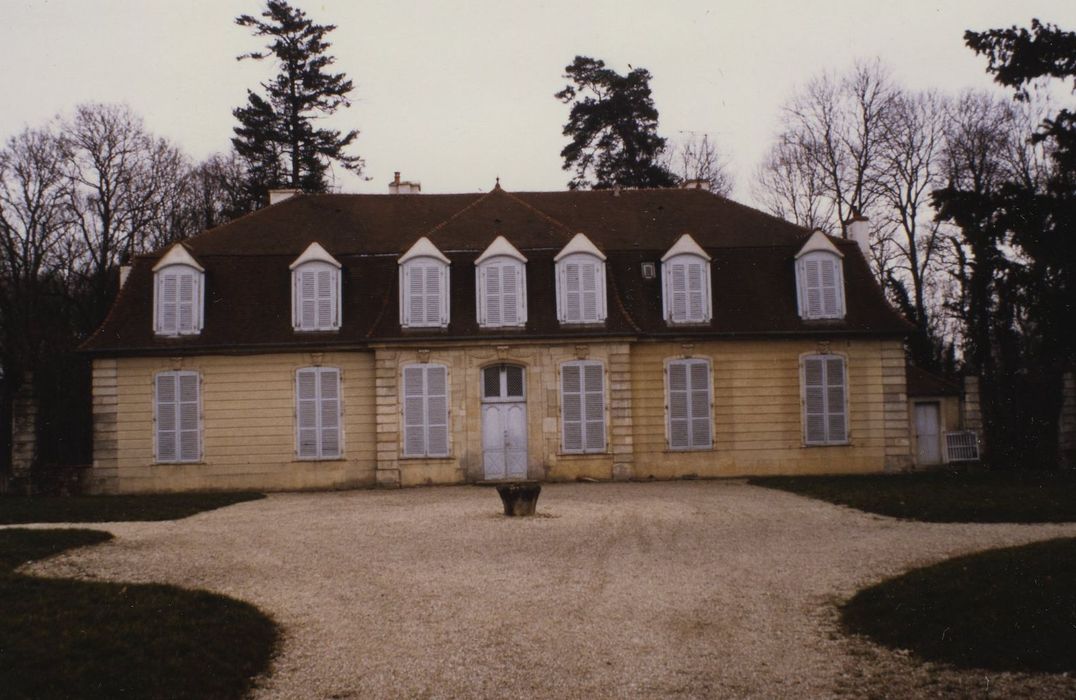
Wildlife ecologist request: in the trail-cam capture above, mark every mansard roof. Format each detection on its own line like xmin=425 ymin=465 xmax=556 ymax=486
xmin=82 ymin=187 xmax=911 ymax=354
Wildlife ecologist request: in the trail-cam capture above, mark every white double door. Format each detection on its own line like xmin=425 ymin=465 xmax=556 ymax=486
xmin=915 ymin=402 xmax=942 ymax=464
xmin=481 ymin=364 xmax=528 ymax=480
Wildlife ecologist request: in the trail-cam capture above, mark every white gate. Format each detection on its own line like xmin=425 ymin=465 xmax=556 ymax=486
xmin=481 ymin=365 xmax=528 ymax=480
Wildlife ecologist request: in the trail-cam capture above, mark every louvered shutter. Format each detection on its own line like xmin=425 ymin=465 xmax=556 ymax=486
xmin=803 ymin=357 xmax=827 ymax=443
xmin=177 ymin=373 xmax=200 ymax=461
xmin=407 ymin=264 xmax=425 ymax=324
xmin=687 ymin=262 xmax=706 ymax=322
xmin=689 ymin=361 xmax=712 ymax=448
xmin=581 ymin=262 xmax=599 ymax=322
xmin=159 ymin=274 xmax=178 ymax=333
xmin=298 ymin=270 xmax=316 ymax=329
xmin=296 ymin=368 xmax=319 ymax=458
xmin=825 ymin=358 xmax=847 ymax=442
xmin=669 ymin=263 xmax=687 ymax=321
xmin=177 ymin=273 xmax=194 ymax=333
xmin=820 ymin=258 xmax=839 ymax=316
xmin=564 ymin=262 xmax=581 ymax=321
xmin=805 ymin=259 xmax=823 ymax=318
xmin=424 ymin=264 xmax=442 ymax=325
xmin=319 ymin=368 xmax=341 ymax=457
xmin=582 ymin=363 xmax=605 ymax=451
xmin=156 ymin=373 xmax=177 ymax=461
xmin=667 ymin=362 xmax=690 ymax=448
xmin=425 ymin=365 xmax=449 ymax=456
xmin=316 ymin=269 xmax=333 ymax=328
xmin=561 ymin=364 xmax=583 ymax=452
xmin=501 ymin=263 xmax=519 ymax=325
xmin=402 ymin=366 xmax=426 ymax=456
xmin=484 ymin=265 xmax=502 ymax=326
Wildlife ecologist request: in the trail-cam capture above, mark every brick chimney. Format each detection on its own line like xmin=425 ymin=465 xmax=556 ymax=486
xmin=389 ymin=171 xmax=421 ymax=195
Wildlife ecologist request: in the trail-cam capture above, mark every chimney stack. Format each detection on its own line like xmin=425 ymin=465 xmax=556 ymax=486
xmin=268 ymin=189 xmax=301 ymax=206
xmin=389 ymin=171 xmax=421 ymax=194
xmin=845 ymin=209 xmax=870 ymax=258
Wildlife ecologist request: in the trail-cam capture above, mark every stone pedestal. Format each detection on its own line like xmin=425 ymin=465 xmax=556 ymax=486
xmin=495 ymin=481 xmax=542 ymax=516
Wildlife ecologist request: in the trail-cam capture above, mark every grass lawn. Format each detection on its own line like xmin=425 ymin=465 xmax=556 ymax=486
xmin=0 ymin=491 xmax=264 ymax=524
xmin=0 ymin=528 xmax=278 ymax=700
xmin=842 ymin=537 xmax=1076 ymax=673
xmin=747 ymin=470 xmax=1076 ymax=522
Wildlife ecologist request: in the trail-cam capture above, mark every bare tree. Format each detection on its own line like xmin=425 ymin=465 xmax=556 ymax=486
xmin=668 ymin=133 xmax=733 ymax=196
xmin=753 ymin=135 xmax=835 ymax=232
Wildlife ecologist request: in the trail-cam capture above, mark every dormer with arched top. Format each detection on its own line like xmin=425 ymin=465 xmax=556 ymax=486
xmin=661 ymin=234 xmax=712 ymax=324
xmin=399 ymin=237 xmax=450 ymax=328
xmin=475 ymin=235 xmax=527 ymax=328
xmin=795 ymin=230 xmax=846 ymax=320
xmin=153 ymin=244 xmax=205 ymax=336
xmin=555 ymin=232 xmax=607 ymax=324
xmin=290 ymin=242 xmax=342 ymax=332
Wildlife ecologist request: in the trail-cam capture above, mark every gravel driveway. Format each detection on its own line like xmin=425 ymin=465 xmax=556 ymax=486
xmin=22 ymin=481 xmax=1076 ymax=698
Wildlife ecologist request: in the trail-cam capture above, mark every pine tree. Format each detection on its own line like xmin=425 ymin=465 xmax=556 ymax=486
xmin=555 ymin=56 xmax=678 ymax=190
xmin=232 ymin=0 xmax=363 ymax=202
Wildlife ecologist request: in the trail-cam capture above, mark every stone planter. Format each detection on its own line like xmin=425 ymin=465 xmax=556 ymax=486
xmin=495 ymin=481 xmax=542 ymax=516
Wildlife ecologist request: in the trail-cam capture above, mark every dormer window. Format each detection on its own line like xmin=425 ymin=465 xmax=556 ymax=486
xmin=475 ymin=236 xmax=527 ymax=328
xmin=795 ymin=231 xmax=845 ymax=320
xmin=153 ymin=244 xmax=204 ymax=336
xmin=661 ymin=234 xmax=712 ymax=324
xmin=291 ymin=242 xmax=341 ymax=332
xmin=399 ymin=237 xmax=450 ymax=328
xmin=555 ymin=233 xmax=607 ymax=324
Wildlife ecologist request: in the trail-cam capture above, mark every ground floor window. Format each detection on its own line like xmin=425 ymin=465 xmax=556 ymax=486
xmin=802 ymin=355 xmax=848 ymax=444
xmin=560 ymin=360 xmax=605 ymax=453
xmin=402 ymin=363 xmax=450 ymax=457
xmin=666 ymin=358 xmax=712 ymax=449
xmin=155 ymin=371 xmax=201 ymax=462
xmin=296 ymin=367 xmax=342 ymax=459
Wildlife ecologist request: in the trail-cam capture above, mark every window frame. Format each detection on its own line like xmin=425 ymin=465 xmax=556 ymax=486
xmin=475 ymin=255 xmax=527 ymax=328
xmin=153 ymin=370 xmax=202 ymax=464
xmin=295 ymin=366 xmax=343 ymax=460
xmin=559 ymin=360 xmax=607 ymax=454
xmin=661 ymin=253 xmax=712 ymax=325
xmin=400 ymin=256 xmax=450 ymax=328
xmin=153 ymin=264 xmax=204 ymax=337
xmin=292 ymin=260 xmax=342 ymax=332
xmin=800 ymin=353 xmax=850 ymax=446
xmin=401 ymin=363 xmax=451 ymax=458
xmin=481 ymin=364 xmax=526 ymax=403
xmin=665 ymin=358 xmax=714 ymax=451
xmin=796 ymin=251 xmax=846 ymax=320
xmin=556 ymin=252 xmax=607 ymax=325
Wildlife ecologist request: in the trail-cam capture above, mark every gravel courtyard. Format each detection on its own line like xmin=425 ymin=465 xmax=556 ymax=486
xmin=23 ymin=481 xmax=1076 ymax=698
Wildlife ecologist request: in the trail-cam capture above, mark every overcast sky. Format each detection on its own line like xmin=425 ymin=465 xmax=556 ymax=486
xmin=3 ymin=1 xmax=1075 ymax=204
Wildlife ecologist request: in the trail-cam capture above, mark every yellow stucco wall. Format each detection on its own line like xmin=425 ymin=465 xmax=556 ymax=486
xmin=90 ymin=337 xmax=909 ymax=492
xmin=91 ymin=352 xmax=377 ymax=493
xmin=630 ymin=338 xmax=905 ymax=478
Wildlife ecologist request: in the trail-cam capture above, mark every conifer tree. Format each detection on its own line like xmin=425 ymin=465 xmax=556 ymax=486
xmin=232 ymin=1 xmax=362 ymax=201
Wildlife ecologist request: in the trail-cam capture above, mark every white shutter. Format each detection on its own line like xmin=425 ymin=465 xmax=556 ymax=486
xmin=669 ymin=263 xmax=687 ymax=322
xmin=561 ymin=364 xmax=583 ymax=452
xmin=319 ymin=368 xmax=341 ymax=457
xmin=667 ymin=362 xmax=690 ymax=449
xmin=407 ymin=264 xmax=424 ymax=324
xmin=564 ymin=262 xmax=581 ymax=321
xmin=156 ymin=371 xmax=200 ymax=463
xmin=668 ymin=359 xmax=711 ymax=449
xmin=425 ymin=365 xmax=449 ymax=457
xmin=688 ymin=361 xmax=712 ymax=448
xmin=485 ymin=265 xmax=502 ymax=326
xmin=424 ymin=264 xmax=441 ymax=325
xmin=825 ymin=358 xmax=847 ymax=442
xmin=316 ymin=269 xmax=333 ymax=328
xmin=402 ymin=364 xmax=449 ymax=457
xmin=805 ymin=259 xmax=823 ymax=318
xmin=177 ymin=273 xmax=194 ymax=333
xmin=803 ymin=357 xmax=827 ymax=444
xmin=820 ymin=258 xmax=839 ymax=316
xmin=799 ymin=254 xmax=843 ymax=320
xmin=581 ymin=262 xmax=598 ymax=322
xmin=159 ymin=273 xmax=178 ymax=334
xmin=687 ymin=262 xmax=705 ymax=322
xmin=501 ymin=263 xmax=519 ymax=325
xmin=155 ymin=373 xmax=177 ymax=461
xmin=582 ymin=363 xmax=605 ymax=451
xmin=299 ymin=270 xmax=316 ymax=329
xmin=296 ymin=368 xmax=319 ymax=458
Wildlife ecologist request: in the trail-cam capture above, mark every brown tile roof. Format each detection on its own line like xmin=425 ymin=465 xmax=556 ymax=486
xmin=82 ymin=189 xmax=912 ymax=355
xmin=906 ymin=365 xmax=962 ymax=397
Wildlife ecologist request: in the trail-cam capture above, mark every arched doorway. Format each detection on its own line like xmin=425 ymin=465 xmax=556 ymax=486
xmin=481 ymin=364 xmax=527 ymax=480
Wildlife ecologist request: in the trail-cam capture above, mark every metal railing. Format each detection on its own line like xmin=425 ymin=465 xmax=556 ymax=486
xmin=945 ymin=431 xmax=980 ymax=462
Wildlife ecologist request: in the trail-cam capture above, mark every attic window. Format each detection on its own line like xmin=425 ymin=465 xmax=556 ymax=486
xmin=475 ymin=236 xmax=527 ymax=328
xmin=661 ymin=234 xmax=712 ymax=325
xmin=795 ymin=231 xmax=846 ymax=320
xmin=399 ymin=237 xmax=450 ymax=328
xmin=555 ymin=233 xmax=607 ymax=325
xmin=153 ymin=244 xmax=205 ymax=337
xmin=290 ymin=243 xmax=342 ymax=332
